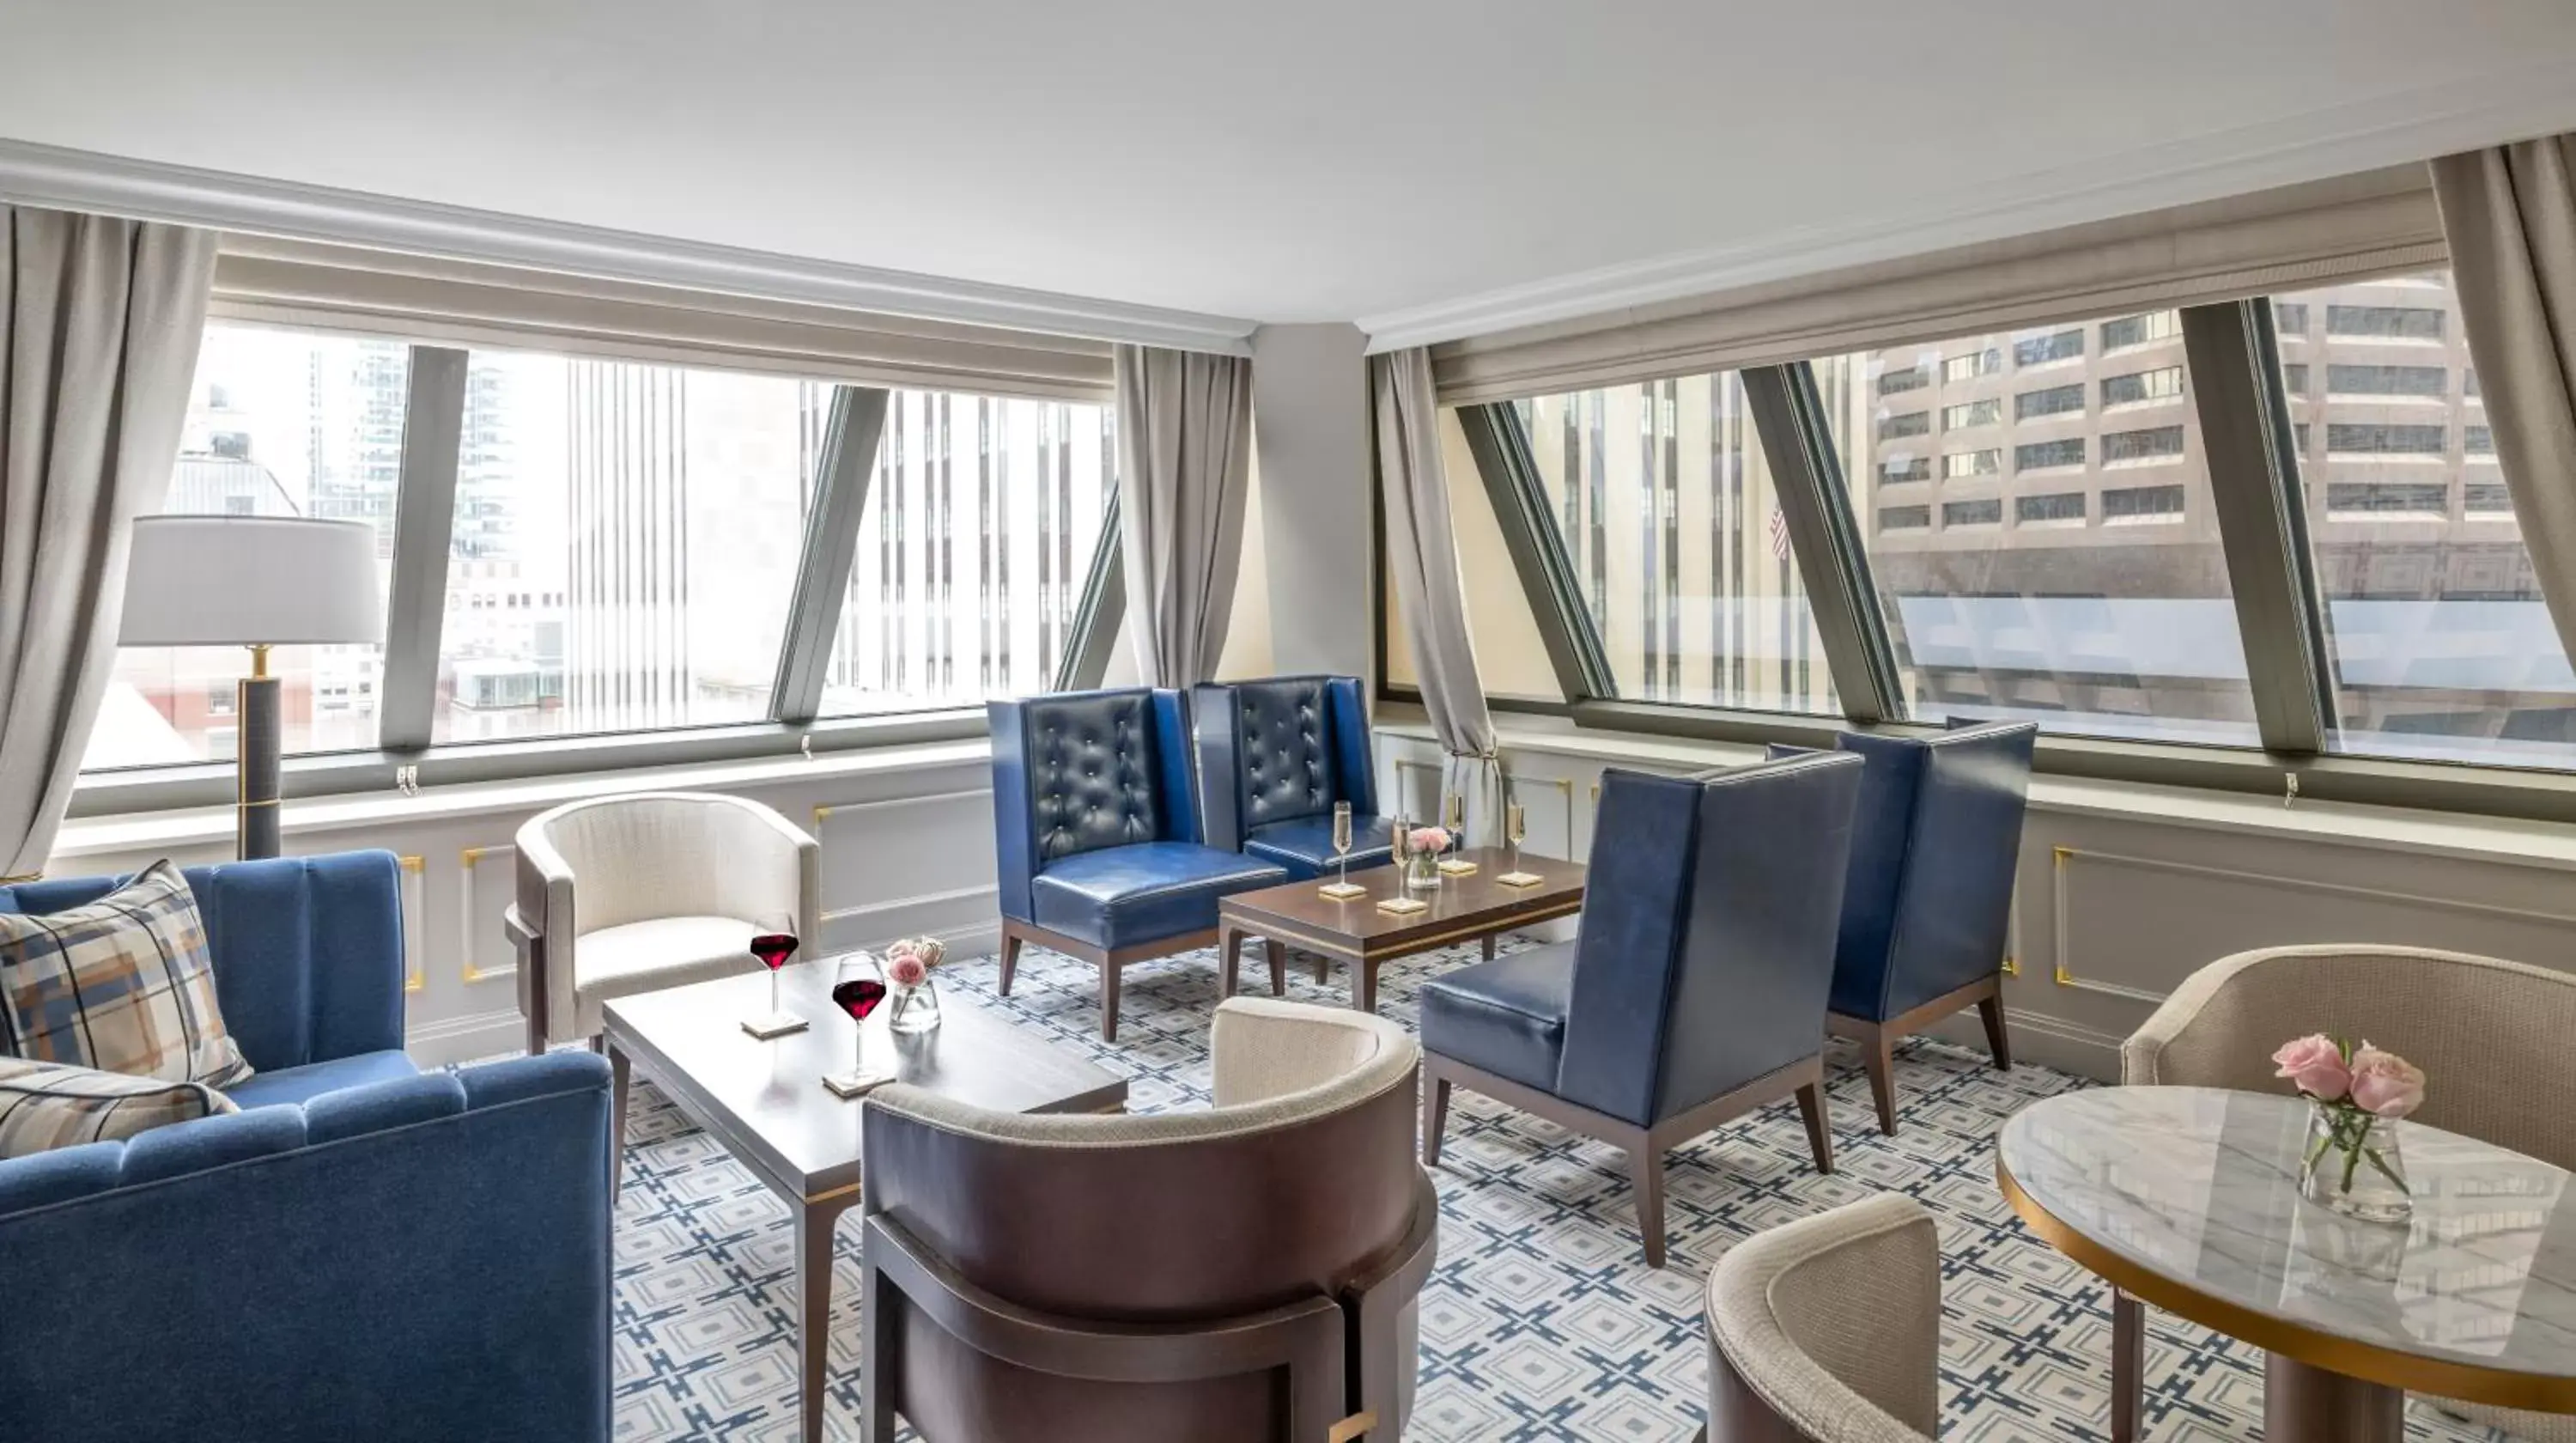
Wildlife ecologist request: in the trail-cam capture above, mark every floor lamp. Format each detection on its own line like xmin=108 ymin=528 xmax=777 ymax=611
xmin=118 ymin=516 xmax=385 ymax=861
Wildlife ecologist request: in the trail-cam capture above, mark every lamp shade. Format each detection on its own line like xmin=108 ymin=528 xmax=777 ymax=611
xmin=119 ymin=516 xmax=385 ymax=646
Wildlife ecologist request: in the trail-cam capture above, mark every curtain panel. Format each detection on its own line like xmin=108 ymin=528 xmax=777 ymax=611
xmin=2434 ymin=137 xmax=2576 ymax=688
xmin=1115 ymin=344 xmax=1254 ymax=690
xmin=1373 ymin=347 xmax=1503 ymax=846
xmin=0 ymin=207 xmax=216 ymax=876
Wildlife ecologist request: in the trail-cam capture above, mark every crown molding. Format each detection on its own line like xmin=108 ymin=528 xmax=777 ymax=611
xmin=0 ymin=137 xmax=1256 ymax=356
xmin=1358 ymin=57 xmax=2576 ymax=355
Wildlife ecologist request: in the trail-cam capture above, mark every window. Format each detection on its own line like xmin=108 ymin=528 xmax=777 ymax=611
xmin=1944 ymin=449 xmax=2001 ymax=479
xmin=2466 ymin=424 xmax=2495 ymax=454
xmin=2102 ymin=367 xmax=2184 ymax=408
xmin=1516 ymin=372 xmax=1838 ymax=712
xmin=85 ymin=326 xmax=400 ymax=770
xmin=2327 ymin=305 xmax=2445 ymax=340
xmin=2325 ymin=364 xmax=2447 ymax=397
xmin=1819 ymin=324 xmax=2256 ymax=747
xmin=2282 ymin=362 xmax=2311 ymax=393
xmin=430 ymin=353 xmax=827 ymax=744
xmin=1875 ymin=362 xmax=1930 ymax=396
xmin=2100 ymin=311 xmax=2181 ymax=350
xmin=2273 ymin=272 xmax=2576 ymax=769
xmin=1942 ymin=348 xmax=2002 ymax=382
xmin=2326 ymin=482 xmax=2450 ymax=517
xmin=1880 ymin=411 xmax=1930 ymax=440
xmin=2014 ymin=329 xmax=2083 ymax=367
xmin=2015 ymin=438 xmax=2086 ymax=472
xmin=2326 ymin=423 xmax=2446 ymax=456
xmin=1880 ymin=504 xmax=1931 ymax=531
xmin=2014 ymin=384 xmax=2085 ymax=421
xmin=1881 ymin=455 xmax=1930 ymax=484
xmin=2275 ymin=301 xmax=2311 ymax=333
xmin=820 ymin=390 xmax=1115 ymax=715
xmin=2104 ymin=484 xmax=2186 ymax=522
xmin=1941 ymin=398 xmax=2002 ymax=431
xmin=2103 ymin=425 xmax=2186 ymax=464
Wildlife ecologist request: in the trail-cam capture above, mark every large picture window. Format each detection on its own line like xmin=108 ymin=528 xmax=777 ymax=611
xmin=1817 ymin=321 xmax=2259 ymax=746
xmin=2271 ymin=271 xmax=2576 ymax=768
xmin=84 ymin=326 xmax=402 ymax=770
xmin=1513 ymin=374 xmax=1838 ymax=714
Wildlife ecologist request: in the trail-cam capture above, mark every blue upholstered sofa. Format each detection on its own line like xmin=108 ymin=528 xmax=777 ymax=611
xmin=1418 ymin=755 xmax=1863 ymax=1268
xmin=990 ymin=688 xmax=1287 ymax=1040
xmin=0 ymin=851 xmax=614 ymax=1443
xmin=1789 ymin=720 xmax=2037 ymax=1134
xmin=1191 ymin=675 xmax=1392 ymax=881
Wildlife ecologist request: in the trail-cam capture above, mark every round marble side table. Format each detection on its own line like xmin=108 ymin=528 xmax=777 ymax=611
xmin=1996 ymin=1086 xmax=2576 ymax=1443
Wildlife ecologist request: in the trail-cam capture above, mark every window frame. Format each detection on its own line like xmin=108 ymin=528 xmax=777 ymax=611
xmin=70 ymin=325 xmax=1119 ymax=815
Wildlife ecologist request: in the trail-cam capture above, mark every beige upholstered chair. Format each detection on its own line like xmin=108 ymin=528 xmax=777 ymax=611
xmin=1701 ymin=1193 xmax=1942 ymax=1442
xmin=2125 ymin=943 xmax=2576 ymax=1443
xmin=856 ymin=997 xmax=1437 ymax=1443
xmin=506 ymin=792 xmax=821 ymax=1056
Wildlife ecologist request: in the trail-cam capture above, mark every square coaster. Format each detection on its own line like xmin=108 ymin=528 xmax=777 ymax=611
xmin=740 ymin=1012 xmax=809 ymax=1040
xmin=1317 ymin=880 xmax=1370 ymax=900
xmin=1436 ymin=857 xmax=1479 ymax=876
xmin=1376 ymin=896 xmax=1430 ymax=916
xmin=1496 ymin=871 xmax=1546 ymax=889
xmin=822 ymin=1069 xmax=892 ymax=1099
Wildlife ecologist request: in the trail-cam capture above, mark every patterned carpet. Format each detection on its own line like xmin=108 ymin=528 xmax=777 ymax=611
xmin=605 ymin=938 xmax=2508 ymax=1441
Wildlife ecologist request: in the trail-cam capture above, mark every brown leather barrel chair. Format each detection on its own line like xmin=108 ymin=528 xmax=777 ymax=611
xmin=857 ymin=997 xmax=1437 ymax=1443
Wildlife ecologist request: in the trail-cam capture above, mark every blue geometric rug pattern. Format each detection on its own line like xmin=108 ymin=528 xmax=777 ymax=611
xmin=605 ymin=938 xmax=2508 ymax=1441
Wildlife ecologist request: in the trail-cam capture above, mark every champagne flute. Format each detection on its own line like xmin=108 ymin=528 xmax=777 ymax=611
xmin=1507 ymin=801 xmax=1528 ymax=875
xmin=1321 ymin=801 xmax=1362 ymax=899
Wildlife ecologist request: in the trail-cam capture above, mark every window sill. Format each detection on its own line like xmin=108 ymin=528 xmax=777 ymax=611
xmin=51 ymin=732 xmax=993 ymax=867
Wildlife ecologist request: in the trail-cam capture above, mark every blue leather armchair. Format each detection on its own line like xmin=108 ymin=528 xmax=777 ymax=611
xmin=991 ymin=688 xmax=1288 ymax=1040
xmin=1191 ymin=675 xmax=1392 ymax=882
xmin=1792 ymin=721 xmax=2036 ymax=1135
xmin=1416 ymin=754 xmax=1864 ymax=1268
xmin=0 ymin=851 xmax=615 ymax=1443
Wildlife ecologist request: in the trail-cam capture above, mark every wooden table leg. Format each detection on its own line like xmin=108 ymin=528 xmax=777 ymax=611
xmin=2263 ymin=1353 xmax=2403 ymax=1443
xmin=2110 ymin=1288 xmax=2144 ymax=1443
xmin=1481 ymin=933 xmax=1497 ymax=960
xmin=794 ymin=1198 xmax=854 ymax=1443
xmin=1264 ymin=938 xmax=1286 ymax=996
xmin=1357 ymin=957 xmax=1380 ymax=1014
xmin=1220 ymin=925 xmax=1243 ymax=998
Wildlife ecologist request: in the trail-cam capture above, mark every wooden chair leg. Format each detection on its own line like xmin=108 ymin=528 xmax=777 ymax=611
xmin=1631 ymin=1147 xmax=1668 ymax=1269
xmin=1421 ymin=1075 xmax=1452 ymax=1166
xmin=1098 ymin=960 xmax=1121 ymax=1043
xmin=997 ymin=929 xmax=1023 ymax=996
xmin=1978 ymin=990 xmax=2014 ymax=1071
xmin=1264 ymin=939 xmax=1287 ymax=996
xmin=2111 ymin=1288 xmax=2145 ymax=1443
xmin=1795 ymin=1081 xmax=1833 ymax=1174
xmin=1864 ymin=1035 xmax=1899 ymax=1136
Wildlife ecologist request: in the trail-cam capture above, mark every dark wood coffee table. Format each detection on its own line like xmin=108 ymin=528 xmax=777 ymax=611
xmin=601 ymin=960 xmax=1125 ymax=1443
xmin=1217 ymin=847 xmax=1586 ymax=1012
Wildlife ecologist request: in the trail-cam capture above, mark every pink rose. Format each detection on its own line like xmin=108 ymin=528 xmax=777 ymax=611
xmin=2272 ymin=1033 xmax=2350 ymax=1101
xmin=1407 ymin=826 xmax=1450 ymax=854
xmin=2347 ymin=1045 xmax=2427 ymax=1118
xmin=886 ymin=954 xmax=928 ymax=988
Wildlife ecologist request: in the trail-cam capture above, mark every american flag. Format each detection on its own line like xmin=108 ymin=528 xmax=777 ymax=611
xmin=1767 ymin=507 xmax=1789 ymax=560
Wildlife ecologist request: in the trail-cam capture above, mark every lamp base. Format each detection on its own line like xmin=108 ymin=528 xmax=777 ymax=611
xmin=236 ymin=667 xmax=282 ymax=861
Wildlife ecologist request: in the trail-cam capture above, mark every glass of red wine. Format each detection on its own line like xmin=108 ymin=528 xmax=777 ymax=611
xmin=823 ymin=953 xmax=891 ymax=1098
xmin=739 ymin=915 xmax=809 ymax=1039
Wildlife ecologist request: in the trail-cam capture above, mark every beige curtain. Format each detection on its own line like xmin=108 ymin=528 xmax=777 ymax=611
xmin=0 ymin=209 xmax=216 ymax=877
xmin=1115 ymin=344 xmax=1254 ymax=689
xmin=1372 ymin=347 xmax=1502 ymax=846
xmin=2433 ymin=138 xmax=2576 ymax=672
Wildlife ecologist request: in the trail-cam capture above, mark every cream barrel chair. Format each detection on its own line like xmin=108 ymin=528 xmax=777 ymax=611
xmin=1701 ymin=1193 xmax=1943 ymax=1442
xmin=2124 ymin=944 xmax=2576 ymax=1443
xmin=506 ymin=792 xmax=821 ymax=1060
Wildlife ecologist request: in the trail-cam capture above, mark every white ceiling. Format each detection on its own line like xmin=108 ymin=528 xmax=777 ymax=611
xmin=6 ymin=0 xmax=2576 ymax=344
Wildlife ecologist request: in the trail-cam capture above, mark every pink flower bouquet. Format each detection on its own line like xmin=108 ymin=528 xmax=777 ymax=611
xmin=880 ymin=936 xmax=945 ymax=1032
xmin=2273 ymin=1032 xmax=2424 ymax=1219
xmin=1406 ymin=826 xmax=1450 ymax=855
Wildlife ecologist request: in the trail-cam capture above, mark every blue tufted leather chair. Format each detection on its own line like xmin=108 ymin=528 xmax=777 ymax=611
xmin=1784 ymin=721 xmax=2036 ymax=1136
xmin=1190 ymin=676 xmax=1391 ymax=883
xmin=989 ymin=688 xmax=1288 ymax=1041
xmin=1416 ymin=754 xmax=1864 ymax=1268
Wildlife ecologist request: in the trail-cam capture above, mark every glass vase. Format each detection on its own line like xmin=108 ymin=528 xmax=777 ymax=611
xmin=1405 ymin=851 xmax=1441 ymax=892
xmin=2299 ymin=1101 xmax=2411 ymax=1224
xmin=889 ymin=977 xmax=942 ymax=1034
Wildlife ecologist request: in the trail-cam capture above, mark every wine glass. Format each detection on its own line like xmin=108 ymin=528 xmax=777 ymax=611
xmin=740 ymin=915 xmax=808 ymax=1038
xmin=823 ymin=954 xmax=891 ymax=1097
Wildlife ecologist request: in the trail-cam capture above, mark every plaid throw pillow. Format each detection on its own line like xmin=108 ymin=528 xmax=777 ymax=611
xmin=0 ymin=859 xmax=252 ymax=1087
xmin=0 ymin=1056 xmax=237 ymax=1159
